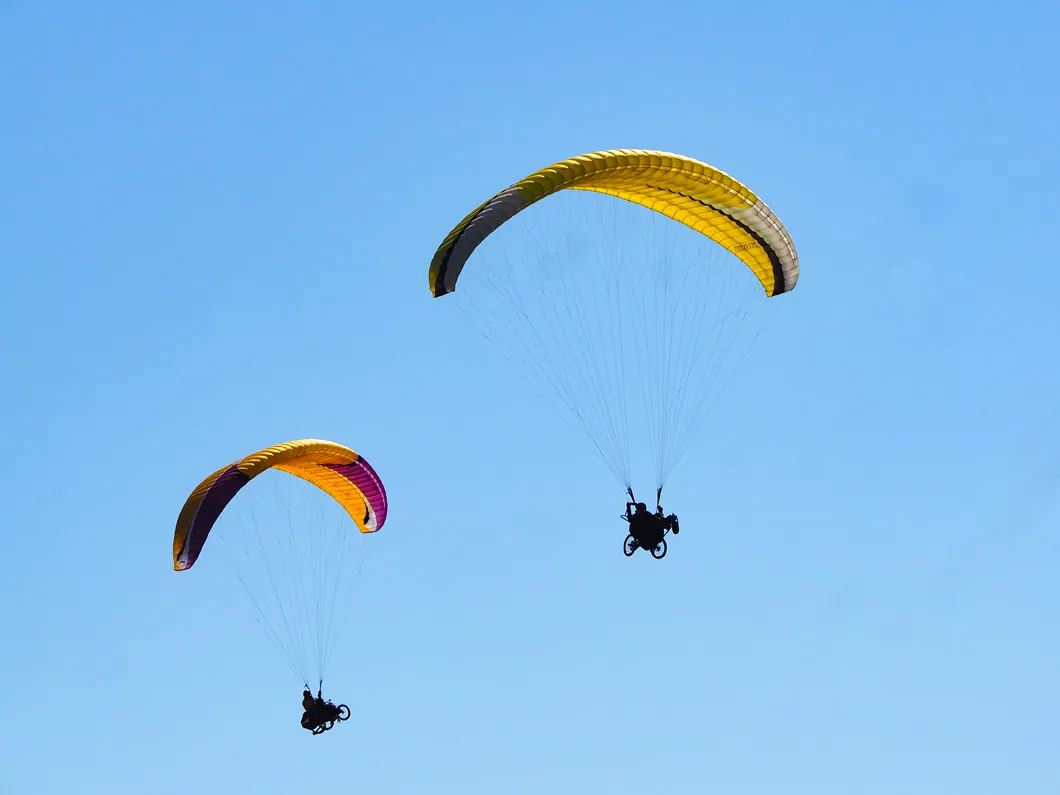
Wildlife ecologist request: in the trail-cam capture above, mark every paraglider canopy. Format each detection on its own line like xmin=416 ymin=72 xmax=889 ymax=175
xmin=173 ymin=438 xmax=387 ymax=572
xmin=429 ymin=148 xmax=799 ymax=299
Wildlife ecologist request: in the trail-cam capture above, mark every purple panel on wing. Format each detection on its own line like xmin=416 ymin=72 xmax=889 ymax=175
xmin=324 ymin=458 xmax=388 ymax=530
xmin=184 ymin=464 xmax=251 ymax=567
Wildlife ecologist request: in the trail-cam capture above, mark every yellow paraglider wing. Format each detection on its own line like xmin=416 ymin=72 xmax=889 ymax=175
xmin=429 ymin=149 xmax=798 ymax=298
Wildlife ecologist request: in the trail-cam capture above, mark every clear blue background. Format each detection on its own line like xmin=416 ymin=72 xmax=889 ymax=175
xmin=2 ymin=1 xmax=1058 ymax=793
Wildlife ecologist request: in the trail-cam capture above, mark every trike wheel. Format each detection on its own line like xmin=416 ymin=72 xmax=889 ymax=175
xmin=650 ymin=539 xmax=667 ymax=559
xmin=336 ymin=704 xmax=351 ymax=721
xmin=623 ymin=534 xmax=637 ymax=556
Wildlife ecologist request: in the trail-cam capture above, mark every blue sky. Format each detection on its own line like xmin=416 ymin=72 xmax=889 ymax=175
xmin=2 ymin=0 xmax=1058 ymax=793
